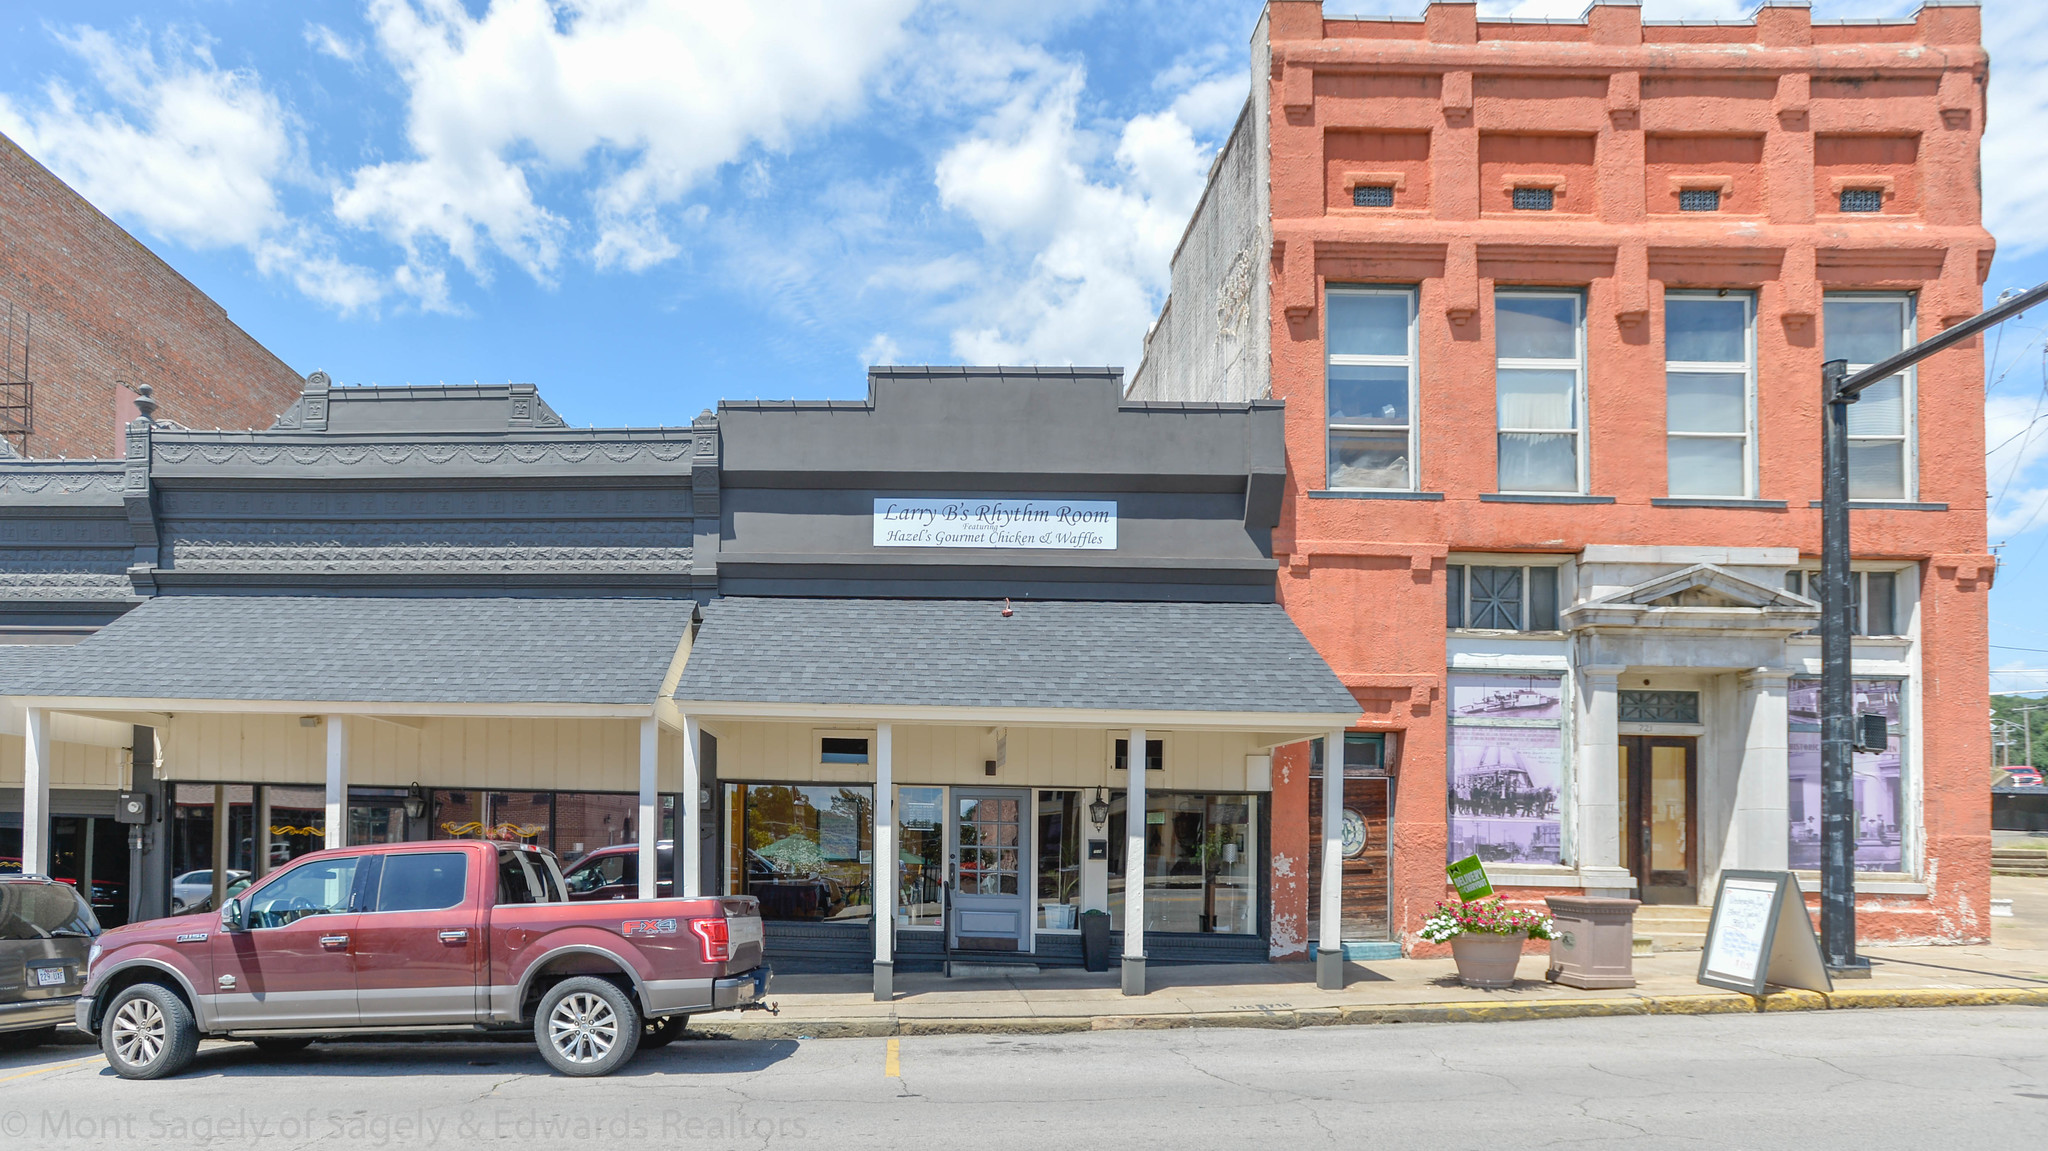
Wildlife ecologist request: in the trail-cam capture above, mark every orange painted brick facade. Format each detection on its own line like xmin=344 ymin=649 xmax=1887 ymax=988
xmin=0 ymin=132 xmax=303 ymax=459
xmin=1135 ymin=1 xmax=1994 ymax=954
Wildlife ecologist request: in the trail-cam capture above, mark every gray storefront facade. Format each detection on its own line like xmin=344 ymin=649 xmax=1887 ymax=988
xmin=0 ymin=368 xmax=1358 ymax=995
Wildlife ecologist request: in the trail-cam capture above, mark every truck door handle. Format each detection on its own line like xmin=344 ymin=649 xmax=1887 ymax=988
xmin=438 ymin=930 xmax=469 ymax=943
xmin=319 ymin=935 xmax=350 ymax=949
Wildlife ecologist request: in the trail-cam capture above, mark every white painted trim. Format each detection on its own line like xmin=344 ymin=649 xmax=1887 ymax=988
xmin=874 ymin=723 xmax=895 ymax=967
xmin=19 ymin=697 xmax=657 ymax=720
xmin=670 ymin=700 xmax=1359 ymax=731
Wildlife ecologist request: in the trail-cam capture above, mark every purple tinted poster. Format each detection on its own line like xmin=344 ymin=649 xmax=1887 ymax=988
xmin=1788 ymin=679 xmax=1903 ymax=872
xmin=1449 ymin=674 xmax=1564 ymax=722
xmin=1448 ymin=676 xmax=1565 ymax=865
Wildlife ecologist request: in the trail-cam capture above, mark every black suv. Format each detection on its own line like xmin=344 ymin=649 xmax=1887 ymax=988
xmin=0 ymin=875 xmax=100 ymax=1049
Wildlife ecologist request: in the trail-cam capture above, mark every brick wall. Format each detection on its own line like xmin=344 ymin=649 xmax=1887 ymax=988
xmin=0 ymin=132 xmax=303 ymax=459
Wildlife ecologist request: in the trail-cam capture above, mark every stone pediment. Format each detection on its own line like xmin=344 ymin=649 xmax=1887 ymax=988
xmin=1563 ymin=563 xmax=1818 ymax=633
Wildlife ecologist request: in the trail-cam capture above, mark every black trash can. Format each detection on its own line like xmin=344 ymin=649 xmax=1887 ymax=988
xmin=1081 ymin=910 xmax=1111 ymax=972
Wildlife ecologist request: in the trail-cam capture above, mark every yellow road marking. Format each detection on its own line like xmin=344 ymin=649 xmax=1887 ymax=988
xmin=884 ymin=1036 xmax=900 ymax=1078
xmin=0 ymin=1055 xmax=104 ymax=1084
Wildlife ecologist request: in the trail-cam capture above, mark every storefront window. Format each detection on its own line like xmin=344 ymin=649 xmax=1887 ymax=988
xmin=430 ymin=789 xmax=660 ymax=868
xmin=898 ymin=786 xmax=944 ymax=928
xmin=723 ymin=784 xmax=873 ymax=922
xmin=1789 ymin=679 xmax=1904 ymax=872
xmin=1036 ymin=790 xmax=1083 ymax=930
xmin=1447 ymin=673 xmax=1566 ymax=865
xmin=1106 ymin=791 xmax=1258 ymax=935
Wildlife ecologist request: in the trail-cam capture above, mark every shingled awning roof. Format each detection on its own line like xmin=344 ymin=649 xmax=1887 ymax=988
xmin=672 ymin=597 xmax=1358 ymax=724
xmin=6 ymin=595 xmax=694 ymax=707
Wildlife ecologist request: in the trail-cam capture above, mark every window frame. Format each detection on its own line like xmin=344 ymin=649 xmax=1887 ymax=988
xmin=1785 ymin=567 xmax=1905 ymax=638
xmin=1663 ymin=290 xmax=1759 ymax=499
xmin=1324 ymin=284 xmax=1421 ymax=492
xmin=1824 ymin=292 xmax=1917 ymax=502
xmin=1493 ymin=288 xmax=1588 ymax=495
xmin=1446 ymin=561 xmax=1564 ymax=633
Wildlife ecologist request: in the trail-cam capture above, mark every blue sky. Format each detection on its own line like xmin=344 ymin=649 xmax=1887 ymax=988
xmin=3 ymin=0 xmax=2048 ymax=688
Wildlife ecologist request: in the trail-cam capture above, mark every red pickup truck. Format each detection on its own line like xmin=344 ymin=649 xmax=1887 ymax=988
xmin=76 ymin=840 xmax=769 ymax=1079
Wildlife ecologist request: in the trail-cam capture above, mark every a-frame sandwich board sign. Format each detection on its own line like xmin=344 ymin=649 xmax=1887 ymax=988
xmin=1697 ymin=870 xmax=1834 ymax=997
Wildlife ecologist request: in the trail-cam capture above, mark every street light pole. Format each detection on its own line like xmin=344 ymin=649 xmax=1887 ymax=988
xmin=1819 ymin=278 xmax=2048 ymax=977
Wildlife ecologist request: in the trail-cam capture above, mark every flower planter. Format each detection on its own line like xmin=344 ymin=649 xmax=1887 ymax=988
xmin=1449 ymin=932 xmax=1526 ymax=989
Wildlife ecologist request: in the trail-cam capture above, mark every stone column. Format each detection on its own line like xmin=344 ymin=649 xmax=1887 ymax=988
xmin=1576 ymin=666 xmax=1633 ymax=896
xmin=1731 ymin=669 xmax=1792 ymax=873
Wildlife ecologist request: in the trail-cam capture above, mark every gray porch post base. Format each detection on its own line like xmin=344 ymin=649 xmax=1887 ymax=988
xmin=1316 ymin=947 xmax=1345 ymax=990
xmin=872 ymin=961 xmax=893 ymax=1002
xmin=1120 ymin=955 xmax=1146 ymax=996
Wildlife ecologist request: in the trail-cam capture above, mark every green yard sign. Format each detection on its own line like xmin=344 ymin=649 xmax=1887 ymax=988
xmin=1447 ymin=855 xmax=1494 ymax=901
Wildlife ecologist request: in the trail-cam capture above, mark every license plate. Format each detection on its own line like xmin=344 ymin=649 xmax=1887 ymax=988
xmin=35 ymin=967 xmax=65 ymax=987
xmin=727 ymin=918 xmax=763 ymax=947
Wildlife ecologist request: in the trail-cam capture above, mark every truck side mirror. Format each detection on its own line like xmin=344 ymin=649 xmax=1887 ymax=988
xmin=1854 ymin=713 xmax=1888 ymax=755
xmin=220 ymin=897 xmax=245 ymax=933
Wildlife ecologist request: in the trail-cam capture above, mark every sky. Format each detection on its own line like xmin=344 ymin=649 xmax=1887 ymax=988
xmin=3 ymin=0 xmax=2048 ymax=689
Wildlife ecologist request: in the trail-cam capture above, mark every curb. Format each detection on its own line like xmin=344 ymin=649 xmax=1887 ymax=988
xmin=689 ymin=986 xmax=2048 ymax=1041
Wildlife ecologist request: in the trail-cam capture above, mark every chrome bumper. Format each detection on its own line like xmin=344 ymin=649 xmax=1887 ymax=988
xmin=711 ymin=966 xmax=771 ymax=1010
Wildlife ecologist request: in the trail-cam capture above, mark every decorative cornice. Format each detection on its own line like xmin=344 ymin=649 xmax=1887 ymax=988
xmin=152 ymin=438 xmax=698 ymax=468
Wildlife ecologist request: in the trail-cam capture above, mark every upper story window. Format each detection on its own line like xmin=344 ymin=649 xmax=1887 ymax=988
xmin=1495 ymin=291 xmax=1585 ymax=494
xmin=1824 ymin=294 xmax=1915 ymax=501
xmin=1326 ymin=286 xmax=1418 ymax=490
xmin=1447 ymin=563 xmax=1561 ymax=632
xmin=1664 ymin=292 xmax=1755 ymax=498
xmin=1785 ymin=569 xmax=1900 ymax=637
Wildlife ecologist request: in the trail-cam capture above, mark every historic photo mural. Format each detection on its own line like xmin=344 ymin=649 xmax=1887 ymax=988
xmin=1447 ymin=674 xmax=1566 ymax=865
xmin=1788 ymin=678 xmax=1903 ymax=872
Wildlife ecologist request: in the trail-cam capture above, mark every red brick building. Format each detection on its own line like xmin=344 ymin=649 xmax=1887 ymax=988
xmin=1134 ymin=0 xmax=1994 ymax=955
xmin=0 ymin=132 xmax=303 ymax=458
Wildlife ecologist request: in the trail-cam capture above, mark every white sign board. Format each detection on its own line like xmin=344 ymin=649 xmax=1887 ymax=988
xmin=1697 ymin=870 xmax=1833 ymax=997
xmin=872 ymin=499 xmax=1117 ymax=550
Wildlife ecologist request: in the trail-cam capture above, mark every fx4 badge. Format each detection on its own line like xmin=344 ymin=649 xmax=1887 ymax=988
xmin=622 ymin=918 xmax=678 ymax=937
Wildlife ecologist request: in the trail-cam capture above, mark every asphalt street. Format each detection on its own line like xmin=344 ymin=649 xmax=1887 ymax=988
xmin=0 ymin=1007 xmax=2041 ymax=1149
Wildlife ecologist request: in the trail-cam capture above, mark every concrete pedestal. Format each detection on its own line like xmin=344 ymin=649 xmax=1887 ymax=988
xmin=1120 ymin=955 xmax=1147 ymax=996
xmin=872 ymin=960 xmax=892 ymax=1002
xmin=1315 ymin=946 xmax=1345 ymax=990
xmin=1544 ymin=896 xmax=1640 ymax=989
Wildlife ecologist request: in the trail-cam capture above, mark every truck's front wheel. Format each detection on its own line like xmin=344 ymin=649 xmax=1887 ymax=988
xmin=535 ymin=977 xmax=641 ymax=1077
xmin=101 ymin=983 xmax=201 ymax=1080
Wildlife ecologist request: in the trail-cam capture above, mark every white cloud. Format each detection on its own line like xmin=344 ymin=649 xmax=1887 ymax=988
xmin=304 ymin=22 xmax=363 ymax=63
xmin=861 ymin=333 xmax=902 ymax=366
xmin=334 ymin=0 xmax=919 ymax=297
xmin=0 ymin=25 xmax=384 ymax=312
xmin=933 ymin=55 xmax=1220 ymax=370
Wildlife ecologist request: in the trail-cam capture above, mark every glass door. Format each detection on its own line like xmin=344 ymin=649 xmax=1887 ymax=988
xmin=1618 ymin=736 xmax=1697 ymax=904
xmin=950 ymin=789 xmax=1028 ymax=951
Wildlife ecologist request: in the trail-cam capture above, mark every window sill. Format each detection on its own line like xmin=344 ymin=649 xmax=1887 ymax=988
xmin=1480 ymin=493 xmax=1614 ymax=504
xmin=1805 ymin=501 xmax=1949 ymax=512
xmin=1309 ymin=489 xmax=1444 ymax=501
xmin=1791 ymin=870 xmax=1925 ymax=896
xmin=1651 ymin=497 xmax=1789 ymax=509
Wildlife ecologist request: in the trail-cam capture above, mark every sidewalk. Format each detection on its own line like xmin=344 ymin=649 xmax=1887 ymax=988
xmin=694 ymin=876 xmax=2048 ymax=1040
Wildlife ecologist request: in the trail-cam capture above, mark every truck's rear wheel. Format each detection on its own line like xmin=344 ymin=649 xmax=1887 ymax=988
xmin=642 ymin=1014 xmax=687 ymax=1049
xmin=102 ymin=983 xmax=200 ymax=1080
xmin=535 ymin=977 xmax=641 ymax=1077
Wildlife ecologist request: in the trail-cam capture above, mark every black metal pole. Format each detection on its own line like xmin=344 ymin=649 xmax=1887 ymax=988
xmin=1818 ymin=359 xmax=1866 ymax=975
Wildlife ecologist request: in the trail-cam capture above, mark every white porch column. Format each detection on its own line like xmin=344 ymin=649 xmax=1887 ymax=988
xmin=22 ymin=707 xmax=49 ymax=876
xmin=872 ymin=722 xmax=894 ymax=1001
xmin=324 ymin=716 xmax=347 ymax=850
xmin=680 ymin=716 xmax=703 ymax=898
xmin=1122 ymin=727 xmax=1147 ymax=995
xmin=637 ymin=717 xmax=659 ymax=900
xmin=1575 ymin=666 xmax=1632 ymax=896
xmin=1316 ymin=730 xmax=1346 ymax=990
xmin=1730 ymin=669 xmax=1792 ymax=874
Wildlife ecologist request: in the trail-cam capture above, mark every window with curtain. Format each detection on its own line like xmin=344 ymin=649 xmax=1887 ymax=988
xmin=1664 ymin=293 xmax=1755 ymax=498
xmin=1325 ymin=286 xmax=1418 ymax=490
xmin=1824 ymin=294 xmax=1914 ymax=500
xmin=1494 ymin=291 xmax=1584 ymax=493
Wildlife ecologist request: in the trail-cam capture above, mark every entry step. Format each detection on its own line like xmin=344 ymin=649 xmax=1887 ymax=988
xmin=946 ymin=962 xmax=1042 ymax=979
xmin=1633 ymin=905 xmax=1712 ymax=953
xmin=1341 ymin=941 xmax=1404 ymax=962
